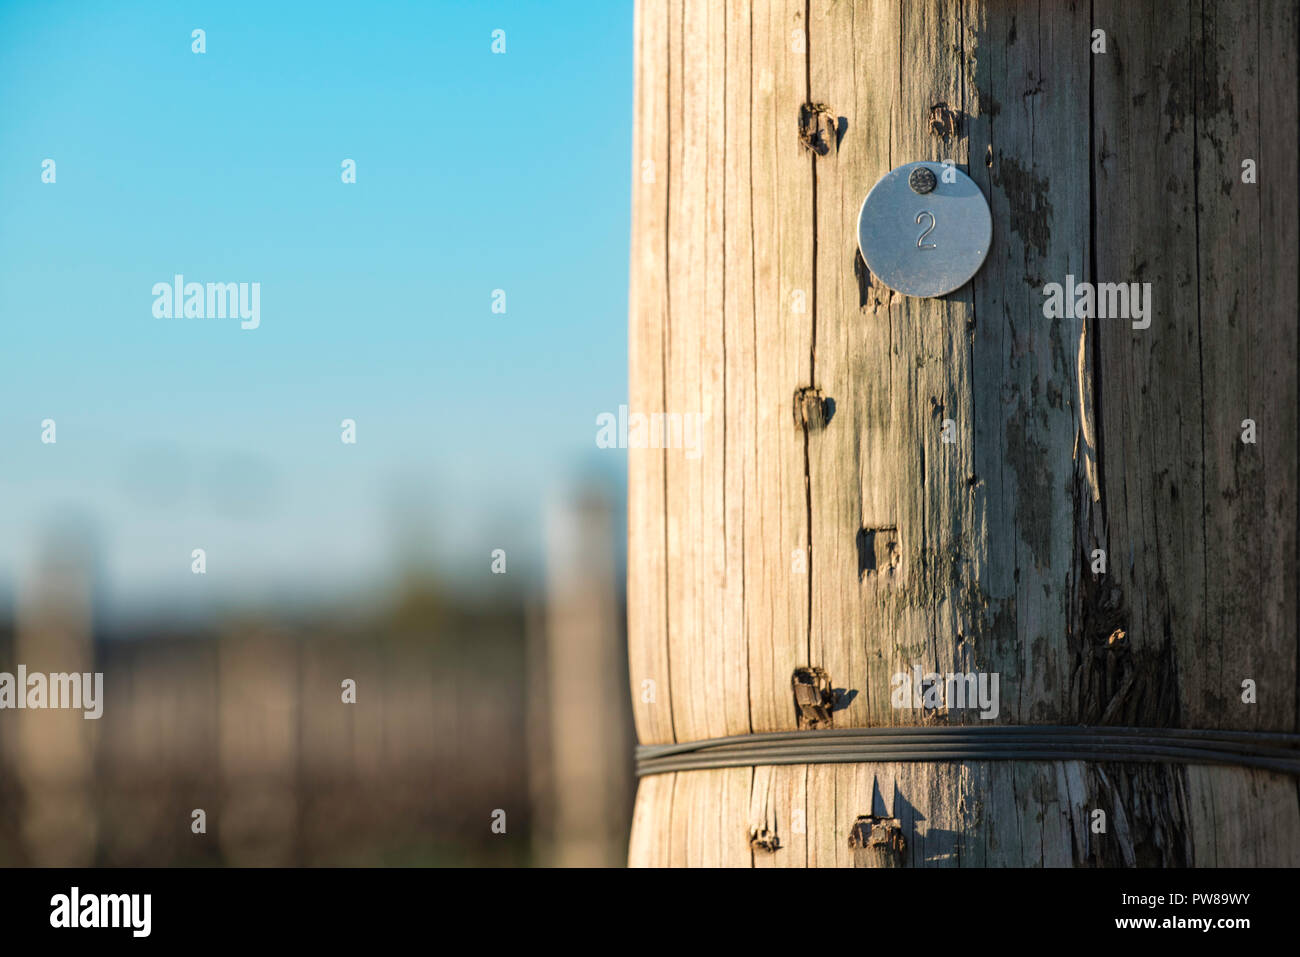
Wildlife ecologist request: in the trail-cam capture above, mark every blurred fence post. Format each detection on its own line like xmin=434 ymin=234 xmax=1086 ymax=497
xmin=12 ymin=551 xmax=96 ymax=865
xmin=532 ymin=489 xmax=633 ymax=866
xmin=217 ymin=627 xmax=299 ymax=865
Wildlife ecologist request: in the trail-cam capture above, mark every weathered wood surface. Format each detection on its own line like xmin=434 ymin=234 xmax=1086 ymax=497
xmin=627 ymin=0 xmax=1298 ymax=866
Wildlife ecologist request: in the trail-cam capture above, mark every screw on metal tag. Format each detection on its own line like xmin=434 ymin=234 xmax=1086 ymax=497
xmin=856 ymin=161 xmax=992 ymax=299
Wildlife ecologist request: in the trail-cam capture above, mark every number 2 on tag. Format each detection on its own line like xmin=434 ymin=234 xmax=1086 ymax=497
xmin=915 ymin=211 xmax=937 ymax=250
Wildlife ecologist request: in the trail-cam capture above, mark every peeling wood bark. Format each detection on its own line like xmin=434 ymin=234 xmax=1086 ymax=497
xmin=627 ymin=0 xmax=1299 ymax=867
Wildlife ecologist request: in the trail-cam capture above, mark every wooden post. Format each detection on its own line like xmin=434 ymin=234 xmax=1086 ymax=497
xmin=12 ymin=549 xmax=96 ymax=865
xmin=217 ymin=628 xmax=300 ymax=865
xmin=627 ymin=0 xmax=1298 ymax=866
xmin=533 ymin=490 xmax=634 ymax=866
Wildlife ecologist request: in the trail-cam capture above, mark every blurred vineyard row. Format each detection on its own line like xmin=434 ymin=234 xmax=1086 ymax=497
xmin=0 ymin=492 xmax=632 ymax=867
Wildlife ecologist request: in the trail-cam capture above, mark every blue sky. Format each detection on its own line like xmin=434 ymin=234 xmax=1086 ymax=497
xmin=0 ymin=1 xmax=632 ymax=622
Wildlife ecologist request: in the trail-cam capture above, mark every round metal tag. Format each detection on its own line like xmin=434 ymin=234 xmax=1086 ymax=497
xmin=856 ymin=161 xmax=992 ymax=298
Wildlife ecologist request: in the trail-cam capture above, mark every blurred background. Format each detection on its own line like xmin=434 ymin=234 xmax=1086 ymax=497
xmin=0 ymin=0 xmax=635 ymax=865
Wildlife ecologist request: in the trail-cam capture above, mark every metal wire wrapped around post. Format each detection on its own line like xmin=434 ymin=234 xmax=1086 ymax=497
xmin=636 ymin=726 xmax=1300 ymax=777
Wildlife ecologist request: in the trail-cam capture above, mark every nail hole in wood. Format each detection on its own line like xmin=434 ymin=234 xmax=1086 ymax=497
xmin=749 ymin=826 xmax=781 ymax=853
xmin=794 ymin=387 xmax=834 ymax=430
xmin=792 ymin=666 xmax=835 ymax=729
xmin=857 ymin=526 xmax=900 ymax=579
xmin=849 ymin=815 xmax=905 ymax=868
